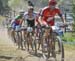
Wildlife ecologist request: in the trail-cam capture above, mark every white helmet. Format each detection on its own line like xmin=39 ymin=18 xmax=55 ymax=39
xmin=28 ymin=6 xmax=34 ymax=10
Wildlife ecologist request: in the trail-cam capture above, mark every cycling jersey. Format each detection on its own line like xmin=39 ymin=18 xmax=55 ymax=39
xmin=15 ymin=19 xmax=21 ymax=25
xmin=11 ymin=20 xmax=21 ymax=31
xmin=23 ymin=12 xmax=38 ymax=27
xmin=11 ymin=15 xmax=22 ymax=30
xmin=40 ymin=6 xmax=62 ymax=26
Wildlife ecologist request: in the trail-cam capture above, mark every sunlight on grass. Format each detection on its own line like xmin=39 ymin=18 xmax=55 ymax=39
xmin=64 ymin=44 xmax=75 ymax=50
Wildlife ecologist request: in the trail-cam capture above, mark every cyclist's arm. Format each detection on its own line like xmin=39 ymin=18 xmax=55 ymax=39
xmin=57 ymin=8 xmax=66 ymax=24
xmin=21 ymin=16 xmax=25 ymax=26
xmin=38 ymin=16 xmax=43 ymax=25
xmin=11 ymin=19 xmax=15 ymax=25
xmin=22 ymin=12 xmax=27 ymax=26
xmin=59 ymin=14 xmax=66 ymax=24
xmin=20 ymin=18 xmax=24 ymax=25
xmin=38 ymin=8 xmax=44 ymax=25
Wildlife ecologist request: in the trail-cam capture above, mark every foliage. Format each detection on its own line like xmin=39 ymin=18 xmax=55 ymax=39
xmin=8 ymin=0 xmax=21 ymax=9
xmin=0 ymin=0 xmax=10 ymax=15
xmin=72 ymin=0 xmax=75 ymax=31
xmin=8 ymin=0 xmax=28 ymax=12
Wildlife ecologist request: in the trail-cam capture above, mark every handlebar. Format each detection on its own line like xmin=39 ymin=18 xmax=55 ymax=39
xmin=59 ymin=24 xmax=68 ymax=28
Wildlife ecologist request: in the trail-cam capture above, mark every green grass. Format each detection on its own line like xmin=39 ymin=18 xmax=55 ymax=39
xmin=62 ymin=32 xmax=75 ymax=42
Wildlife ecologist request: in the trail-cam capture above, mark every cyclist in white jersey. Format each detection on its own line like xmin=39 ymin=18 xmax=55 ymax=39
xmin=23 ymin=6 xmax=38 ymax=28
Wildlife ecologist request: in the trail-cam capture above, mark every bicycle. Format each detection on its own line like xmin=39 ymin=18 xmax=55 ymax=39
xmin=40 ymin=25 xmax=64 ymax=61
xmin=34 ymin=25 xmax=43 ymax=50
xmin=26 ymin=26 xmax=34 ymax=51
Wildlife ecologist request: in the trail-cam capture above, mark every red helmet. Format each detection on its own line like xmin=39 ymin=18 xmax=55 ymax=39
xmin=49 ymin=0 xmax=57 ymax=6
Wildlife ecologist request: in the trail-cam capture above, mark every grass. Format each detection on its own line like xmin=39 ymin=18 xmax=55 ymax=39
xmin=62 ymin=32 xmax=75 ymax=42
xmin=64 ymin=44 xmax=75 ymax=50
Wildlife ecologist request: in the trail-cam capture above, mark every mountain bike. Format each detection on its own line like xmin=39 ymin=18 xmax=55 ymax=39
xmin=41 ymin=25 xmax=64 ymax=61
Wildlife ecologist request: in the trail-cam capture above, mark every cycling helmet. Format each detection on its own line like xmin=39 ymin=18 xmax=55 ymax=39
xmin=28 ymin=1 xmax=34 ymax=7
xmin=28 ymin=6 xmax=34 ymax=10
xmin=15 ymin=15 xmax=22 ymax=20
xmin=49 ymin=0 xmax=57 ymax=6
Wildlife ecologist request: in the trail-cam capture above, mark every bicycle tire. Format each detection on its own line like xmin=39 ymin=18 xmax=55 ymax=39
xmin=55 ymin=36 xmax=64 ymax=61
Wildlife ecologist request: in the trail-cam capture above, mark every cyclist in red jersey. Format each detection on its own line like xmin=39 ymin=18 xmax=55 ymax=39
xmin=39 ymin=0 xmax=66 ymax=26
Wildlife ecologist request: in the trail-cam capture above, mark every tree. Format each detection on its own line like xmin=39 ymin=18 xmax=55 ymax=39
xmin=72 ymin=1 xmax=75 ymax=31
xmin=0 ymin=0 xmax=10 ymax=15
xmin=0 ymin=0 xmax=4 ymax=14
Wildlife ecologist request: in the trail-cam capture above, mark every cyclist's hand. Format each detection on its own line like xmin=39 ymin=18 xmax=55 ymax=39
xmin=63 ymin=23 xmax=68 ymax=28
xmin=41 ymin=24 xmax=46 ymax=28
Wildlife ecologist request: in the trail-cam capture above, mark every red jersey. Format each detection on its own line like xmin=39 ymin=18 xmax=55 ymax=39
xmin=15 ymin=19 xmax=21 ymax=25
xmin=41 ymin=6 xmax=62 ymax=26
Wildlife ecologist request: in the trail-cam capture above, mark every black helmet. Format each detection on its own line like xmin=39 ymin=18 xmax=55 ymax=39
xmin=28 ymin=1 xmax=34 ymax=7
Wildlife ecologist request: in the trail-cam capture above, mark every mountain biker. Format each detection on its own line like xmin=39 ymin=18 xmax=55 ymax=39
xmin=39 ymin=0 xmax=66 ymax=27
xmin=38 ymin=0 xmax=66 ymax=52
xmin=11 ymin=9 xmax=25 ymax=30
xmin=23 ymin=6 xmax=38 ymax=31
xmin=12 ymin=15 xmax=23 ymax=30
xmin=11 ymin=15 xmax=23 ymax=43
xmin=23 ymin=6 xmax=39 ymax=51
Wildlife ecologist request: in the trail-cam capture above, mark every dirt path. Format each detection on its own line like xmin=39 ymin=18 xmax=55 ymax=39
xmin=0 ymin=27 xmax=46 ymax=61
xmin=0 ymin=27 xmax=75 ymax=61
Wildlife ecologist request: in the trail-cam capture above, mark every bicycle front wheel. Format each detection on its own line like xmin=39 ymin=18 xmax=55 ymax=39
xmin=55 ymin=36 xmax=64 ymax=61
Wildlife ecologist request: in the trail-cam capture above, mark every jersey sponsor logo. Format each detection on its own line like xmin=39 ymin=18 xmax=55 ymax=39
xmin=47 ymin=17 xmax=53 ymax=22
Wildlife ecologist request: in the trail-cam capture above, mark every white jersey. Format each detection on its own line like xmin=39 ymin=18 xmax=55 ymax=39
xmin=23 ymin=12 xmax=38 ymax=20
xmin=23 ymin=12 xmax=38 ymax=27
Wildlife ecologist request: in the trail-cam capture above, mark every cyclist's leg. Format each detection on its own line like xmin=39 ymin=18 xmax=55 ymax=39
xmin=49 ymin=30 xmax=56 ymax=58
xmin=23 ymin=30 xmax=27 ymax=49
xmin=16 ymin=31 xmax=20 ymax=49
xmin=19 ymin=31 xmax=23 ymax=50
xmin=11 ymin=29 xmax=16 ymax=43
xmin=35 ymin=28 xmax=41 ymax=50
xmin=27 ymin=32 xmax=30 ymax=51
xmin=17 ymin=25 xmax=24 ymax=49
xmin=29 ymin=31 xmax=34 ymax=51
xmin=11 ymin=24 xmax=17 ymax=43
